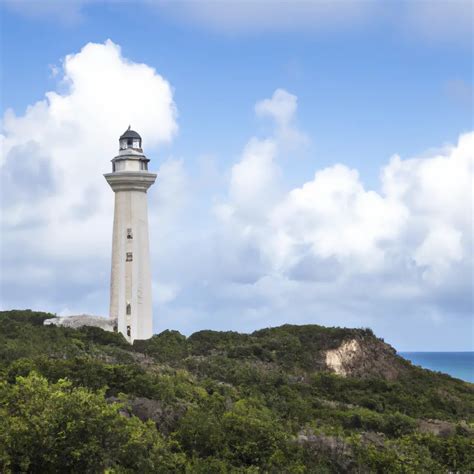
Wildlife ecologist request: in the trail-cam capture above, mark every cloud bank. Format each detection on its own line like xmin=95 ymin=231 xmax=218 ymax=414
xmin=1 ymin=41 xmax=472 ymax=350
xmin=204 ymin=89 xmax=472 ymax=350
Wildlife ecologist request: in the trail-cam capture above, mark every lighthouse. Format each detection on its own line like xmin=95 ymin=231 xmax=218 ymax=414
xmin=104 ymin=127 xmax=156 ymax=342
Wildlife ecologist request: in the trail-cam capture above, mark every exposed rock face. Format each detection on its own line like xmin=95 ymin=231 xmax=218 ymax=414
xmin=417 ymin=419 xmax=458 ymax=437
xmin=128 ymin=397 xmax=186 ymax=434
xmin=325 ymin=339 xmax=361 ymax=376
xmin=107 ymin=396 xmax=186 ymax=435
xmin=297 ymin=430 xmax=353 ymax=471
xmin=324 ymin=336 xmax=404 ymax=380
xmin=44 ymin=315 xmax=117 ymax=332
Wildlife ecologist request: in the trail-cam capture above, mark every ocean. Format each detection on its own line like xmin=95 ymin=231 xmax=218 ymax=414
xmin=399 ymin=352 xmax=474 ymax=383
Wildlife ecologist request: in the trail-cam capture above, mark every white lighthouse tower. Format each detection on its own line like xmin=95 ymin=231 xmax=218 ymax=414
xmin=104 ymin=127 xmax=156 ymax=342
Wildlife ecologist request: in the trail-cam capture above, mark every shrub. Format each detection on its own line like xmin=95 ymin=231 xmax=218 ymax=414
xmin=0 ymin=372 xmax=185 ymax=473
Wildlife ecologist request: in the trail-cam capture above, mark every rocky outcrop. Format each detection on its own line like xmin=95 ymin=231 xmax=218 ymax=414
xmin=297 ymin=430 xmax=353 ymax=471
xmin=107 ymin=396 xmax=186 ymax=435
xmin=325 ymin=339 xmax=361 ymax=376
xmin=44 ymin=314 xmax=117 ymax=332
xmin=324 ymin=336 xmax=404 ymax=380
xmin=417 ymin=419 xmax=459 ymax=437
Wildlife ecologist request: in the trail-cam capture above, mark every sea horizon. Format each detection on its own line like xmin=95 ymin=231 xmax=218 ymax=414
xmin=400 ymin=351 xmax=474 ymax=383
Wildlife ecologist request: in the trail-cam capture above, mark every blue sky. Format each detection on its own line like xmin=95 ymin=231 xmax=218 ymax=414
xmin=1 ymin=1 xmax=473 ymax=350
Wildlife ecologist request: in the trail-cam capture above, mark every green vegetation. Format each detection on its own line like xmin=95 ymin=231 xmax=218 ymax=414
xmin=0 ymin=310 xmax=473 ymax=473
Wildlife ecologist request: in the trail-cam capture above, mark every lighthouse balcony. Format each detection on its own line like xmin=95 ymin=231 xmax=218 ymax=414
xmin=104 ymin=170 xmax=157 ymax=192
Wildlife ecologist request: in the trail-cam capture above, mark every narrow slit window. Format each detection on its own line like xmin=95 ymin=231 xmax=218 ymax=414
xmin=126 ymin=325 xmax=131 ymax=337
xmin=126 ymin=252 xmax=133 ymax=262
xmin=126 ymin=228 xmax=133 ymax=239
xmin=126 ymin=303 xmax=131 ymax=315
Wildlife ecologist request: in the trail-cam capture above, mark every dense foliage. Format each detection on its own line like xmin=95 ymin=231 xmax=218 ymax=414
xmin=0 ymin=310 xmax=473 ymax=473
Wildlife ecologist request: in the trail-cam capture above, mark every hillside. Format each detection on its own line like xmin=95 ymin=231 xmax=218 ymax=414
xmin=0 ymin=310 xmax=473 ymax=473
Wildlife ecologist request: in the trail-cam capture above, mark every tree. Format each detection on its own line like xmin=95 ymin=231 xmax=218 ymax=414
xmin=0 ymin=372 xmax=184 ymax=473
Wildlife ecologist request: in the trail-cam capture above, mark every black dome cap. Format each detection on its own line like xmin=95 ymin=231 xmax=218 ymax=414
xmin=120 ymin=125 xmax=141 ymax=140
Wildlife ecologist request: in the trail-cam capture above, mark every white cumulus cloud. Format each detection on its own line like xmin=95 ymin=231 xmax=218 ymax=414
xmin=1 ymin=40 xmax=178 ymax=313
xmin=210 ymin=89 xmax=472 ymax=349
xmin=219 ymin=94 xmax=472 ymax=288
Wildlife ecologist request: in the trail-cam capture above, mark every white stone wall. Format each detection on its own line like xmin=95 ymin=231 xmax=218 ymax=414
xmin=44 ymin=315 xmax=117 ymax=331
